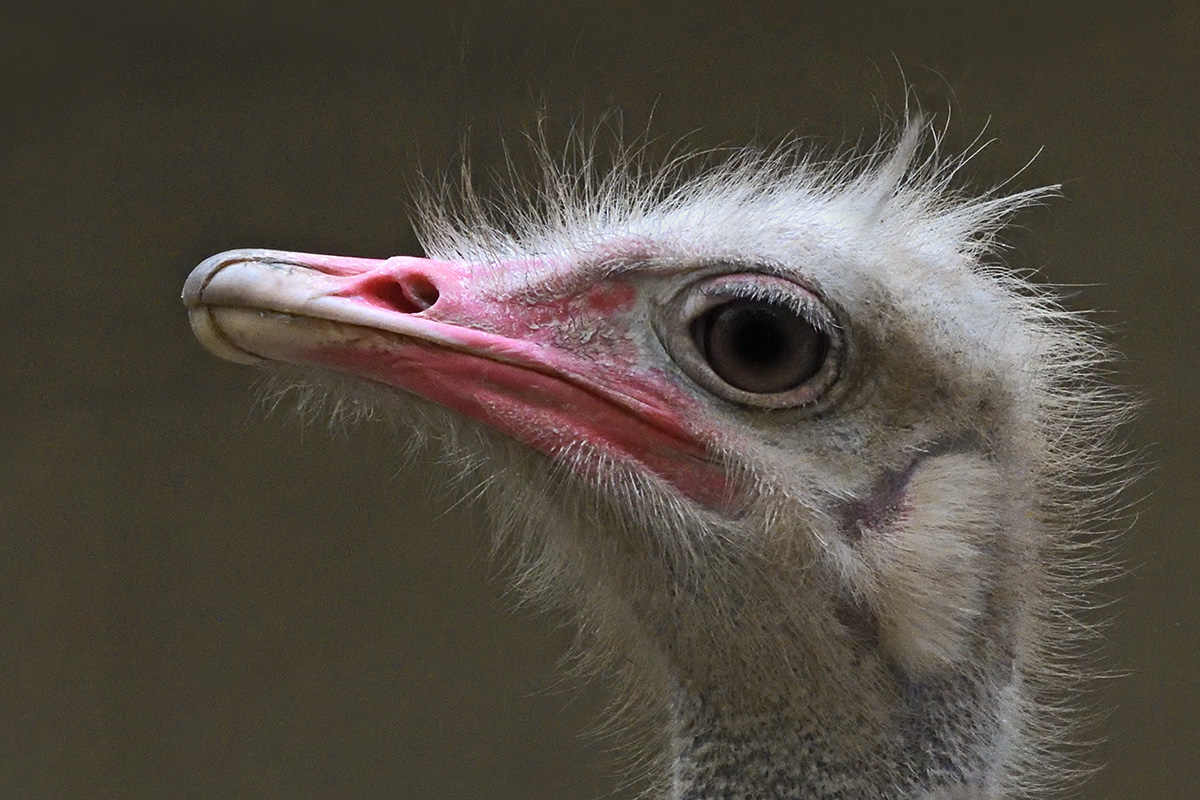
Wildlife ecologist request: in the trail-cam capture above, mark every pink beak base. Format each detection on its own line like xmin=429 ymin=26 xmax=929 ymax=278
xmin=183 ymin=249 xmax=733 ymax=508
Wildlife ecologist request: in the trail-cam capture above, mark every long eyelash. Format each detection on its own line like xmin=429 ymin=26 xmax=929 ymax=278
xmin=700 ymin=279 xmax=839 ymax=334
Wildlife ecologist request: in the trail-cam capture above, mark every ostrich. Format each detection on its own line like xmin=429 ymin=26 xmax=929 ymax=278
xmin=183 ymin=122 xmax=1129 ymax=799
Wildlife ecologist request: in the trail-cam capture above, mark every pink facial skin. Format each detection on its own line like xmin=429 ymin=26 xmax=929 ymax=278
xmin=184 ymin=249 xmax=734 ymax=508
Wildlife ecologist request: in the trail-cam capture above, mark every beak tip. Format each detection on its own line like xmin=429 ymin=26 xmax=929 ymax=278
xmin=184 ymin=249 xmax=275 ymax=365
xmin=183 ymin=249 xmax=272 ymax=308
xmin=186 ymin=305 xmax=267 ymax=365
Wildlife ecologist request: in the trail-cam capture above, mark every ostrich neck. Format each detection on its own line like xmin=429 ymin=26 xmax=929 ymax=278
xmin=636 ymin=568 xmax=1020 ymax=800
xmin=583 ymin=496 xmax=1024 ymax=798
xmin=664 ymin=671 xmax=1012 ymax=800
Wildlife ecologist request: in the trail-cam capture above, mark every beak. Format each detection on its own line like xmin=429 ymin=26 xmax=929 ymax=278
xmin=183 ymin=249 xmax=731 ymax=507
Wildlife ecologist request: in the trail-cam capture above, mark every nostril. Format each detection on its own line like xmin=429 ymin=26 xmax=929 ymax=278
xmin=359 ymin=273 xmax=440 ymax=314
xmin=404 ymin=274 xmax=440 ymax=311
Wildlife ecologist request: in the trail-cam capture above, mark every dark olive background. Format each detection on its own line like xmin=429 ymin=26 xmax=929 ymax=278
xmin=1 ymin=2 xmax=1195 ymax=798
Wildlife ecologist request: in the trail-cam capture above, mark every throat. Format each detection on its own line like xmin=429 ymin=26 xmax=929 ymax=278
xmin=665 ymin=670 xmax=1013 ymax=800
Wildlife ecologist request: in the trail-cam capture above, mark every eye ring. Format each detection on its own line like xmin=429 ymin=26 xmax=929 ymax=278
xmin=658 ymin=272 xmax=844 ymax=409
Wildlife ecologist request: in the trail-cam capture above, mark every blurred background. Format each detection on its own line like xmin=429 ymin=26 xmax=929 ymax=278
xmin=1 ymin=2 xmax=1195 ymax=797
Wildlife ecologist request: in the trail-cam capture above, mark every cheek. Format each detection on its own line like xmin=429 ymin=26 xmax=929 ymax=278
xmin=837 ymin=453 xmax=1005 ymax=676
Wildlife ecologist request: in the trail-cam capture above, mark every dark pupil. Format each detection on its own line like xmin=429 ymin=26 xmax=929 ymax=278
xmin=694 ymin=299 xmax=827 ymax=394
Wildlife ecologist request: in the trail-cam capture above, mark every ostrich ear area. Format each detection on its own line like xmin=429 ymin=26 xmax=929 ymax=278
xmin=183 ymin=249 xmax=731 ymax=506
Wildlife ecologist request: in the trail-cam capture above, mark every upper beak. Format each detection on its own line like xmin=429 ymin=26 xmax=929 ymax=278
xmin=183 ymin=248 xmax=487 ymax=366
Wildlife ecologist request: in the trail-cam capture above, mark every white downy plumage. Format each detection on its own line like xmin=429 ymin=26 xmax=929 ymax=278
xmin=184 ymin=119 xmax=1135 ymax=800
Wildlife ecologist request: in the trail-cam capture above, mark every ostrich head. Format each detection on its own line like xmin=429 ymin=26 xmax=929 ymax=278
xmin=183 ymin=123 xmax=1129 ymax=799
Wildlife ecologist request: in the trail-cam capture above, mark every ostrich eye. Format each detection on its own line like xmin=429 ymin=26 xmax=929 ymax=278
xmin=692 ymin=299 xmax=829 ymax=394
xmin=659 ymin=272 xmax=843 ymax=409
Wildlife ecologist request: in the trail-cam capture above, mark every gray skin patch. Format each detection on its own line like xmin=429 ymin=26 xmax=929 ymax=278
xmin=838 ymin=459 xmax=921 ymax=543
xmin=838 ymin=432 xmax=988 ymax=543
